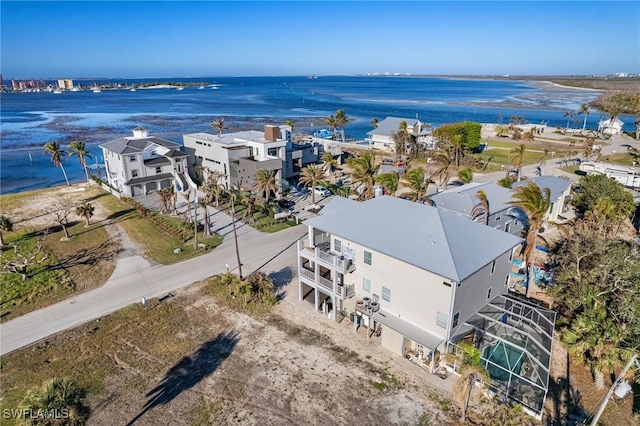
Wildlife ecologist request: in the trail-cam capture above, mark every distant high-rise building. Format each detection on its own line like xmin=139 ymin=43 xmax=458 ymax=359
xmin=58 ymin=79 xmax=74 ymax=89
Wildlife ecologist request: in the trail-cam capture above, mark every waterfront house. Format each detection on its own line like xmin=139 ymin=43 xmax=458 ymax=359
xmin=100 ymin=127 xmax=189 ymax=197
xmin=511 ymin=176 xmax=573 ymax=224
xmin=598 ymin=117 xmax=624 ymax=136
xmin=183 ymin=125 xmax=342 ymax=192
xmin=297 ymin=195 xmax=554 ymax=418
xmin=366 ymin=117 xmax=433 ymax=152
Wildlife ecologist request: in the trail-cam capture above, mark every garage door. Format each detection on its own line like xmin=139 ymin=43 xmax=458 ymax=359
xmin=131 ymin=185 xmax=143 ymax=196
xmin=146 ymin=182 xmax=157 ymax=193
xmin=160 ymin=179 xmax=171 ymax=189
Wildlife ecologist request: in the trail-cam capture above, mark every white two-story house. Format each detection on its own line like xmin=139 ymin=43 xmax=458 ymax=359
xmin=366 ymin=117 xmax=433 ymax=152
xmin=100 ymin=127 xmax=189 ymax=197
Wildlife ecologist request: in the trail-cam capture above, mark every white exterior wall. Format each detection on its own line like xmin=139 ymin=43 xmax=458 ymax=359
xmin=183 ymin=134 xmax=234 ymax=187
xmin=102 ymin=148 xmax=128 ymax=193
xmin=331 ymin=235 xmax=451 ymax=340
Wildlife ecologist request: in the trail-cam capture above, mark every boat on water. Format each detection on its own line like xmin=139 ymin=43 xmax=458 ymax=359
xmin=93 ymin=88 xmax=101 ymax=93
xmin=130 ymin=87 xmax=136 ymax=92
xmin=70 ymin=86 xmax=80 ymax=92
xmin=198 ymin=85 xmax=205 ymax=89
xmin=211 ymin=85 xmax=219 ymax=90
xmin=53 ymin=90 xmax=62 ymax=94
xmin=177 ymin=86 xmax=184 ymax=91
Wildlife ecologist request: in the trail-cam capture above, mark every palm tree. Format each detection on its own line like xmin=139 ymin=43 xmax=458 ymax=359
xmin=75 ymin=202 xmax=94 ymax=226
xmin=252 ymin=169 xmax=278 ymax=200
xmin=470 ymin=190 xmax=490 ymax=225
xmin=198 ymin=199 xmax=211 ymax=236
xmin=392 ymin=121 xmax=410 ymax=156
xmin=563 ymin=110 xmax=576 ymax=130
xmin=0 ymin=215 xmax=13 ymax=248
xmin=335 ymin=109 xmax=351 ymax=142
xmin=371 ymin=117 xmax=379 ymax=128
xmin=322 ymin=151 xmax=339 ymax=183
xmin=348 ymin=152 xmax=380 ymax=200
xmin=298 ymin=164 xmax=325 ymax=204
xmin=457 ymin=167 xmax=473 ymax=184
xmin=325 ymin=115 xmax=337 ymax=139
xmin=577 ymin=104 xmax=590 ymax=133
xmin=401 ymin=167 xmax=431 ymax=202
xmin=508 ymin=182 xmax=551 ymax=298
xmin=432 ymin=148 xmax=453 ymax=188
xmin=158 ymin=187 xmax=176 ymax=213
xmin=68 ymin=140 xmax=93 ymax=181
xmin=20 ymin=377 xmax=89 ymax=425
xmin=202 ymin=169 xmax=226 ymax=207
xmin=510 ymin=144 xmax=526 ymax=182
xmin=452 ymin=343 xmax=489 ymax=422
xmin=212 ymin=117 xmax=227 ymax=136
xmin=229 ymin=186 xmax=243 ymax=279
xmin=44 ymin=141 xmax=70 ymax=186
xmin=240 ymin=192 xmax=257 ymax=224
xmin=375 ymin=171 xmax=399 ymax=196
xmin=634 ymin=117 xmax=640 ymax=141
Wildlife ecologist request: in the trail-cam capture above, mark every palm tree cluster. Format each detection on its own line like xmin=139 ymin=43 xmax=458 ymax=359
xmin=325 ymin=109 xmax=351 ymax=142
xmin=20 ymin=377 xmax=90 ymax=425
xmin=44 ymin=140 xmax=94 ymax=186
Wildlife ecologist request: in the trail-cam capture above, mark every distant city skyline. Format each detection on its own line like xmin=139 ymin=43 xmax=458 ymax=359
xmin=1 ymin=1 xmax=639 ymax=79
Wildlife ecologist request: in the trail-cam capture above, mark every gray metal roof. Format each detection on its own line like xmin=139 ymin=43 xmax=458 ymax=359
xmin=367 ymin=117 xmax=420 ymax=137
xmin=318 ymin=196 xmax=358 ymax=216
xmin=100 ymin=136 xmax=180 ymax=154
xmin=126 ymin=173 xmax=174 ymax=186
xmin=430 ymin=182 xmax=514 ymax=217
xmin=373 ymin=308 xmax=443 ymax=350
xmin=512 ymin=176 xmax=572 ymax=201
xmin=305 ymin=196 xmax=522 ymax=282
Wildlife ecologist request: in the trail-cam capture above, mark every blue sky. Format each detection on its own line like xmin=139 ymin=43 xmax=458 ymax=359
xmin=1 ymin=1 xmax=638 ymax=79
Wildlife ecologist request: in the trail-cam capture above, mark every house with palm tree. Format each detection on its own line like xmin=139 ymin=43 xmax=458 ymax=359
xmin=99 ymin=127 xmax=189 ymax=197
xmin=365 ymin=117 xmax=433 ymax=152
xmin=297 ymin=195 xmax=555 ymax=419
xmin=511 ymin=176 xmax=573 ymax=224
xmin=597 ymin=116 xmax=624 ymax=136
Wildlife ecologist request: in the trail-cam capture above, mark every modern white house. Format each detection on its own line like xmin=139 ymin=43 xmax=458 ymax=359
xmin=183 ymin=125 xmax=342 ymax=192
xmin=430 ymin=182 xmax=526 ymax=236
xmin=511 ymin=176 xmax=574 ymax=224
xmin=297 ymin=195 xmax=555 ymax=418
xmin=366 ymin=117 xmax=433 ymax=152
xmin=579 ymin=161 xmax=640 ymax=189
xmin=598 ymin=117 xmax=624 ymax=136
xmin=100 ymin=127 xmax=190 ymax=197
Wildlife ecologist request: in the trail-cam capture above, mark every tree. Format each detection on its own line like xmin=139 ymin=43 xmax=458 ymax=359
xmin=198 ymin=199 xmax=211 ymax=236
xmin=371 ymin=117 xmax=379 ymax=128
xmin=401 ymin=168 xmax=431 ymax=202
xmin=470 ymin=190 xmax=489 ymax=225
xmin=20 ymin=377 xmax=89 ymax=425
xmin=563 ymin=110 xmax=576 ymax=130
xmin=495 ymin=125 xmax=509 ymax=138
xmin=45 ymin=201 xmax=74 ymax=240
xmin=0 ymin=215 xmax=13 ymax=248
xmin=635 ymin=117 xmax=640 ymax=141
xmin=347 ymin=152 xmax=380 ymax=200
xmin=375 ymin=171 xmax=399 ymax=196
xmin=508 ymin=182 xmax=551 ymax=297
xmin=391 ymin=121 xmax=410 ymax=156
xmin=510 ymin=144 xmax=526 ymax=182
xmin=457 ymin=167 xmax=473 ymax=184
xmin=571 ymin=174 xmax=635 ymax=222
xmin=240 ymin=192 xmax=257 ymax=224
xmin=68 ymin=140 xmax=92 ymax=181
xmin=44 ymin=141 xmax=70 ymax=186
xmin=298 ymin=164 xmax=325 ymax=205
xmin=212 ymin=117 xmax=227 ymax=136
xmin=252 ymin=169 xmax=278 ymax=200
xmin=158 ymin=187 xmax=176 ymax=213
xmin=432 ymin=148 xmax=453 ymax=188
xmin=202 ymin=169 xmax=226 ymax=207
xmin=2 ymin=232 xmax=48 ymax=281
xmin=335 ymin=109 xmax=352 ymax=142
xmin=577 ymin=104 xmax=590 ymax=133
xmin=549 ymin=230 xmax=640 ymax=388
xmin=325 ymin=115 xmax=337 ymax=139
xmin=321 ymin=151 xmax=339 ymax=183
xmin=452 ymin=343 xmax=489 ymax=422
xmin=75 ymin=202 xmax=94 ymax=226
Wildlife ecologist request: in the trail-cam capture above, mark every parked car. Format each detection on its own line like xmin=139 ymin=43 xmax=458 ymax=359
xmin=314 ymin=187 xmax=331 ymax=197
xmin=278 ymin=199 xmax=295 ymax=209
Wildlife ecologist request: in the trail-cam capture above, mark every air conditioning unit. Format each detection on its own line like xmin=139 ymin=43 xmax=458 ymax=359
xmin=370 ymin=302 xmax=380 ymax=312
xmin=363 ymin=297 xmax=371 ymax=308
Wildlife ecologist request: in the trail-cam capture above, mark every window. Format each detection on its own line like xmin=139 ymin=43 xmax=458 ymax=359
xmin=268 ymin=147 xmax=278 ymax=156
xmin=155 ymin=167 xmax=162 ymax=174
xmin=436 ymin=312 xmax=448 ymax=328
xmin=505 ymin=222 xmax=511 ymax=233
xmin=131 ymin=170 xmax=139 ymax=178
xmin=129 ymin=155 xmax=136 ymax=162
xmin=491 ymin=260 xmax=496 ymax=275
xmin=364 ymin=250 xmax=372 ymax=265
xmin=509 ymin=250 xmax=514 ymax=261
xmin=382 ymin=286 xmax=390 ymax=302
xmin=151 ymin=150 xmax=157 ymax=156
xmin=334 ymin=239 xmax=342 ymax=253
xmin=505 ymin=275 xmax=510 ymax=287
xmin=495 ymin=215 xmax=501 ymax=221
xmin=363 ymin=278 xmax=371 ymax=292
xmin=452 ymin=313 xmax=460 ymax=328
xmin=487 ymin=287 xmax=492 ymax=300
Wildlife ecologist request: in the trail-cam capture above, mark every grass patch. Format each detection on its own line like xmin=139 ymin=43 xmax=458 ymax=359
xmin=0 ymin=295 xmax=216 ymax=425
xmin=203 ymin=273 xmax=277 ymax=318
xmin=95 ymin=193 xmax=222 ymax=264
xmin=561 ymin=165 xmax=583 ymax=175
xmin=603 ymin=152 xmax=638 ymax=167
xmin=483 ymin=148 xmax=548 ymax=167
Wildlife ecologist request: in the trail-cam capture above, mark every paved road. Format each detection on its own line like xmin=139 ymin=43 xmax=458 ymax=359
xmin=0 ymin=225 xmax=307 ymax=356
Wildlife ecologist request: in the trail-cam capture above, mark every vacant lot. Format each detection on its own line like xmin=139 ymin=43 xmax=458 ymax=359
xmin=0 ymin=281 xmax=458 ymax=426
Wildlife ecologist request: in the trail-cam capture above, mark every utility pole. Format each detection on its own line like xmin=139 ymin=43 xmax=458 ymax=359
xmin=193 ymin=193 xmax=198 ymax=250
xmin=589 ymin=353 xmax=637 ymax=426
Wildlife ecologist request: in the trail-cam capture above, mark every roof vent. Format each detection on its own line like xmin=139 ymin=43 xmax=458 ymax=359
xmin=132 ymin=126 xmax=148 ymax=139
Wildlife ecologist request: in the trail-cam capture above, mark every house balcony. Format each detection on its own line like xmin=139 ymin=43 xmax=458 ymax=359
xmin=298 ymin=265 xmax=355 ymax=300
xmin=297 ymin=239 xmax=355 ymax=275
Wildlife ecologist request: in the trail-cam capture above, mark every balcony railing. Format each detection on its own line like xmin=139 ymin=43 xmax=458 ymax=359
xmin=300 ymin=267 xmax=315 ymax=281
xmin=318 ymin=275 xmax=333 ymax=291
xmin=339 ymin=283 xmax=355 ymax=299
xmin=297 ymin=238 xmax=354 ymax=274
